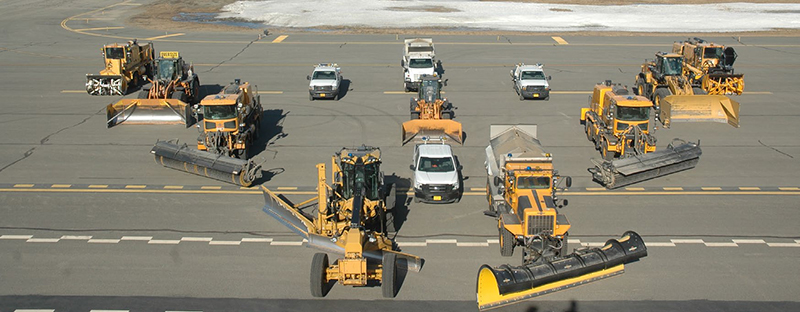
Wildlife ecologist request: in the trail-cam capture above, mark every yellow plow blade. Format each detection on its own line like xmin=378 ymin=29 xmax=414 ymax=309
xmin=401 ymin=119 xmax=463 ymax=145
xmin=660 ymin=95 xmax=739 ymax=128
xmin=106 ymin=98 xmax=193 ymax=128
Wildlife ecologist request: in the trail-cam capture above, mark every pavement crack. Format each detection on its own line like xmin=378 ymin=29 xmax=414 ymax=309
xmin=0 ymin=148 xmax=35 ymax=173
xmin=204 ymin=35 xmax=262 ymax=73
xmin=758 ymin=140 xmax=794 ymax=158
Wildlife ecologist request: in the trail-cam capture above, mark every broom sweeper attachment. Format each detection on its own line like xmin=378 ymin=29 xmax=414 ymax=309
xmin=150 ymin=140 xmax=261 ymax=187
xmin=588 ymin=139 xmax=702 ymax=189
xmin=476 ymin=231 xmax=648 ymax=311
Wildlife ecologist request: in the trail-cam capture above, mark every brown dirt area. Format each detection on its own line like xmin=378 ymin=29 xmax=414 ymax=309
xmin=128 ymin=0 xmax=800 ymax=36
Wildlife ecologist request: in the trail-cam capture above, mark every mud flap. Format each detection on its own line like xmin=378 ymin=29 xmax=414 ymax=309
xmin=476 ymin=231 xmax=647 ymax=311
xmin=402 ymin=119 xmax=463 ymax=145
xmin=151 ymin=140 xmax=261 ymax=186
xmin=107 ymin=99 xmax=192 ymax=127
xmin=660 ymin=95 xmax=739 ymax=128
xmin=588 ymin=140 xmax=701 ymax=189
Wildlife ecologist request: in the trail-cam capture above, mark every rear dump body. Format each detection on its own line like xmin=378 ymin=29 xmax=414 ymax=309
xmin=476 ymin=231 xmax=647 ymax=311
xmin=151 ymin=140 xmax=261 ymax=187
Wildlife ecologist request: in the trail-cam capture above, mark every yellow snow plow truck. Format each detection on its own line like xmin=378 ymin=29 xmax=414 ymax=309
xmin=672 ymin=37 xmax=744 ymax=96
xmin=86 ymin=40 xmax=154 ymax=96
xmin=106 ymin=51 xmax=200 ymax=127
xmin=581 ymin=81 xmax=702 ymax=189
xmin=401 ymin=75 xmax=462 ymax=145
xmin=261 ymin=145 xmax=422 ymax=298
xmin=478 ymin=125 xmax=647 ymax=310
xmin=634 ymin=52 xmax=740 ymax=128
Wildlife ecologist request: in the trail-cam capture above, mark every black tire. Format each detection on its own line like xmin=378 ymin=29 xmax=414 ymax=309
xmin=334 ymin=92 xmax=340 ymax=101
xmin=384 ymin=184 xmax=397 ymax=232
xmin=309 ymin=93 xmax=314 ymax=101
xmin=519 ymin=92 xmax=525 ymax=101
xmin=310 ymin=253 xmax=329 ymax=297
xmin=442 ymin=112 xmax=452 ymax=120
xmin=585 ymin=120 xmax=593 ymax=142
xmin=410 ymin=112 xmax=420 ymax=120
xmin=382 ymin=252 xmax=397 ymax=298
xmin=500 ymin=226 xmax=514 ymax=257
xmin=654 ymin=88 xmax=671 ymax=108
xmin=171 ymin=90 xmax=187 ymax=102
xmin=635 ymin=78 xmax=646 ymax=96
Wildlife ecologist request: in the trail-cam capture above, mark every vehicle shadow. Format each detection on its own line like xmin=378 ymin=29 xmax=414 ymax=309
xmin=337 ymin=79 xmax=352 ymax=100
xmin=384 ymin=174 xmax=411 ymax=236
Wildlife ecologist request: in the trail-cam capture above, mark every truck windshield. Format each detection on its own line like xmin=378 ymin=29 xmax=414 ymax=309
xmin=517 ymin=176 xmax=550 ymax=189
xmin=312 ymin=71 xmax=336 ymax=80
xmin=203 ymin=105 xmax=237 ymax=120
xmin=520 ymin=71 xmax=545 ymax=80
xmin=703 ymin=47 xmax=723 ymax=60
xmin=105 ymin=47 xmax=124 ymax=59
xmin=157 ymin=59 xmax=176 ymax=80
xmin=418 ymin=157 xmax=454 ymax=173
xmin=661 ymin=57 xmax=683 ymax=76
xmin=409 ymin=58 xmax=433 ymax=69
xmin=616 ymin=106 xmax=650 ymax=121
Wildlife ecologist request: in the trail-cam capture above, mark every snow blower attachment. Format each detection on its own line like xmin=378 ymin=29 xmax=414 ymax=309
xmin=150 ymin=140 xmax=261 ymax=187
xmin=260 ymin=146 xmax=422 ymax=298
xmin=476 ymin=231 xmax=648 ymax=311
xmin=589 ymin=139 xmax=701 ymax=189
xmin=86 ymin=41 xmax=154 ymax=96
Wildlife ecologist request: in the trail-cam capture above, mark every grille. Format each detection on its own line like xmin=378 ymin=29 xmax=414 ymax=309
xmin=315 ymin=86 xmax=333 ymax=91
xmin=526 ymin=86 xmax=545 ymax=92
xmin=224 ymin=121 xmax=236 ymax=129
xmin=422 ymin=184 xmax=452 ymax=194
xmin=527 ymin=214 xmax=554 ymax=236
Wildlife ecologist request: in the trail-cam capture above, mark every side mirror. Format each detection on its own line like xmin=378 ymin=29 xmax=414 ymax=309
xmin=409 ymin=165 xmax=415 ymax=170
xmin=561 ymin=199 xmax=569 ymax=207
xmin=566 ymin=176 xmax=572 ymax=188
xmin=494 ymin=176 xmax=503 ymax=187
xmin=457 ymin=165 xmax=463 ymax=171
xmin=306 ymin=75 xmax=311 ymax=80
xmin=547 ymin=76 xmax=552 ymax=81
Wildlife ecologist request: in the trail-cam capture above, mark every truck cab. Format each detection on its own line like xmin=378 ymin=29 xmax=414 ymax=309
xmin=402 ymin=38 xmax=438 ymax=92
xmin=307 ymin=63 xmax=342 ymax=100
xmin=410 ymin=140 xmax=461 ymax=203
xmin=511 ymin=63 xmax=551 ymax=101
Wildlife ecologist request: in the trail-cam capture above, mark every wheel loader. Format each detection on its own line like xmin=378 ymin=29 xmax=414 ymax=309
xmin=672 ymin=38 xmax=744 ymax=96
xmin=477 ymin=125 xmax=647 ymax=310
xmin=106 ymin=51 xmax=200 ymax=127
xmin=261 ymin=145 xmax=422 ymax=298
xmin=401 ymin=75 xmax=462 ymax=145
xmin=634 ymin=52 xmax=740 ymax=128
xmin=581 ymin=81 xmax=703 ymax=189
xmin=86 ymin=40 xmax=154 ymax=96
xmin=150 ymin=79 xmax=263 ymax=187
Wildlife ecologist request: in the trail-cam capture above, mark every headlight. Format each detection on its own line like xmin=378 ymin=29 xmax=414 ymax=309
xmin=308 ymin=86 xmax=313 ymax=90
xmin=452 ymin=181 xmax=460 ymax=190
xmin=332 ymin=85 xmax=337 ymax=90
xmin=414 ymin=180 xmax=422 ymax=189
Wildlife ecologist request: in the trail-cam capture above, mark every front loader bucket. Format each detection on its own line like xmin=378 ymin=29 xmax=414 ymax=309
xmin=107 ymin=99 xmax=192 ymax=128
xmin=86 ymin=74 xmax=125 ymax=96
xmin=660 ymin=95 xmax=739 ymax=128
xmin=401 ymin=119 xmax=463 ymax=145
xmin=588 ymin=140 xmax=701 ymax=189
xmin=151 ymin=140 xmax=261 ymax=186
xmin=477 ymin=231 xmax=647 ymax=311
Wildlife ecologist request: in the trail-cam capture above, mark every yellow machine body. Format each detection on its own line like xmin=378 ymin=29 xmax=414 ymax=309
xmin=86 ymin=41 xmax=154 ymax=96
xmin=672 ymin=39 xmax=744 ymax=95
xmin=197 ymin=81 xmax=262 ymax=158
xmin=581 ymin=82 xmax=657 ymax=159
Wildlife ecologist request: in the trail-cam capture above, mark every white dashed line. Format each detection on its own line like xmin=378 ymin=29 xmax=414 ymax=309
xmin=645 ymin=242 xmax=676 ymax=247
xmin=61 ymin=235 xmax=92 ymax=240
xmin=671 ymin=239 xmax=705 ymax=244
xmin=767 ymin=242 xmax=800 ymax=247
xmin=15 ymin=309 xmax=56 ymax=312
xmin=397 ymin=242 xmax=428 ymax=247
xmin=26 ymin=238 xmax=60 ymax=243
xmin=487 ymin=239 xmax=499 ymax=244
xmin=0 ymin=235 xmax=33 ymax=240
xmin=733 ymin=239 xmax=766 ymax=244
xmin=568 ymin=239 xmax=581 ymax=244
xmin=270 ymin=241 xmax=304 ymax=246
xmin=90 ymin=310 xmax=129 ymax=312
xmin=209 ymin=241 xmax=241 ymax=246
xmin=456 ymin=242 xmax=489 ymax=247
xmin=242 ymin=238 xmax=273 ymax=243
xmin=426 ymin=239 xmax=458 ymax=244
xmin=148 ymin=240 xmax=181 ymax=245
xmin=120 ymin=236 xmax=153 ymax=241
xmin=87 ymin=239 xmax=120 ymax=244
xmin=704 ymin=242 xmax=739 ymax=247
xmin=583 ymin=242 xmax=605 ymax=247
xmin=181 ymin=237 xmax=213 ymax=242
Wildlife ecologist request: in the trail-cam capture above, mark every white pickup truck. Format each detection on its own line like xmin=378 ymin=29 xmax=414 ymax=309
xmin=410 ymin=140 xmax=462 ymax=204
xmin=510 ymin=63 xmax=551 ymax=101
xmin=307 ymin=63 xmax=342 ymax=100
xmin=402 ymin=38 xmax=440 ymax=92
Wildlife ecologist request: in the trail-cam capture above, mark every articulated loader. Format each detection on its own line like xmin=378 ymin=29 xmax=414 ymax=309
xmin=478 ymin=125 xmax=647 ymax=310
xmin=401 ymin=75 xmax=462 ymax=145
xmin=150 ymin=80 xmax=263 ymax=186
xmin=672 ymin=38 xmax=744 ymax=96
xmin=581 ymin=81 xmax=702 ymax=189
xmin=107 ymin=51 xmax=200 ymax=127
xmin=86 ymin=40 xmax=154 ymax=96
xmin=634 ymin=52 xmax=740 ymax=128
xmin=261 ymin=145 xmax=422 ymax=298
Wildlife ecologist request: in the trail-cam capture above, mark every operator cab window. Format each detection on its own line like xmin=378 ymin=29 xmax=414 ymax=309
xmin=312 ymin=71 xmax=336 ymax=80
xmin=521 ymin=71 xmax=545 ymax=80
xmin=517 ymin=176 xmax=550 ymax=189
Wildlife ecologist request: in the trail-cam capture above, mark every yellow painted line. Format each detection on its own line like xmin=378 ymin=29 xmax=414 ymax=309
xmin=13 ymin=184 xmax=34 ymax=188
xmin=125 ymin=185 xmax=146 ymax=189
xmin=702 ymin=187 xmax=722 ymax=191
xmin=260 ymin=91 xmax=283 ymax=94
xmin=585 ymin=187 xmax=606 ymax=191
xmin=565 ymin=191 xmax=800 ymax=196
xmin=88 ymin=185 xmax=108 ymax=188
xmin=51 ymin=184 xmax=71 ymax=188
xmin=625 ymin=187 xmax=645 ymax=191
xmin=272 ymin=35 xmax=289 ymax=43
xmin=663 ymin=187 xmax=683 ymax=191
xmin=61 ymin=90 xmax=86 ymax=93
xmin=164 ymin=185 xmax=184 ymax=189
xmin=739 ymin=187 xmax=760 ymax=191
xmin=384 ymin=91 xmax=415 ymax=94
xmin=779 ymin=187 xmax=800 ymax=191
xmin=743 ymin=91 xmax=772 ymax=95
xmin=552 ymin=91 xmax=591 ymax=94
xmin=470 ymin=187 xmax=486 ymax=191
xmin=552 ymin=36 xmax=569 ymax=45
xmin=71 ymin=26 xmax=124 ymax=31
xmin=146 ymin=33 xmax=185 ymax=40
xmin=277 ymin=186 xmax=298 ymax=190
xmin=201 ymin=186 xmax=222 ymax=190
